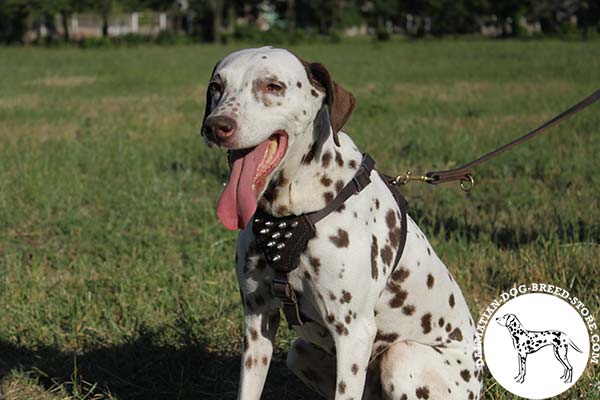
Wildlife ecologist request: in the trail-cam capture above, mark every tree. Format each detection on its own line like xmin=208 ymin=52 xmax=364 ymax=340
xmin=44 ymin=0 xmax=94 ymax=41
xmin=579 ymin=0 xmax=600 ymax=39
xmin=0 ymin=0 xmax=29 ymax=43
xmin=211 ymin=0 xmax=223 ymax=43
xmin=286 ymin=0 xmax=296 ymax=33
xmin=97 ymin=0 xmax=112 ymax=37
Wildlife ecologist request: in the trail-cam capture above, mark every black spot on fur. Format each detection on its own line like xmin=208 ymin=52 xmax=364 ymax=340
xmin=320 ymin=176 xmax=332 ymax=187
xmin=460 ymin=369 xmax=471 ymax=382
xmin=389 ymin=289 xmax=408 ymax=308
xmin=335 ymin=151 xmax=344 ymax=166
xmin=449 ymin=328 xmax=463 ymax=341
xmin=415 ymin=386 xmax=430 ymax=399
xmin=390 ymin=267 xmax=409 ymax=283
xmin=309 ymin=257 xmax=321 ymax=275
xmin=375 ymin=331 xmax=399 ymax=343
xmin=380 ymin=245 xmax=393 ymax=266
xmin=370 ymin=235 xmax=379 ymax=280
xmin=329 ymin=229 xmax=349 ymax=248
xmin=385 ymin=209 xmax=397 ymax=229
xmin=421 ymin=313 xmax=432 ymax=334
xmin=426 ymin=274 xmax=435 ymax=289
xmin=335 ymin=322 xmax=348 ymax=335
xmin=335 ymin=180 xmax=344 ymax=194
xmin=340 ymin=290 xmax=352 ymax=303
xmin=402 ymin=305 xmax=415 ymax=315
xmin=322 ymin=151 xmax=332 ymax=168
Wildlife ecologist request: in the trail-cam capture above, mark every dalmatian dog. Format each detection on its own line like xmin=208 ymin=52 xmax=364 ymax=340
xmin=201 ymin=46 xmax=483 ymax=400
xmin=496 ymin=313 xmax=582 ymax=384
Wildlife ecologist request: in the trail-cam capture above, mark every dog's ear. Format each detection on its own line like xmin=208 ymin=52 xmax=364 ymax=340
xmin=301 ymin=60 xmax=355 ymax=146
xmin=202 ymin=62 xmax=220 ymax=128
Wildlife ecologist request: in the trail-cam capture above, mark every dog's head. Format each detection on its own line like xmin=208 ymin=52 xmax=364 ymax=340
xmin=496 ymin=313 xmax=519 ymax=328
xmin=201 ymin=47 xmax=355 ymax=230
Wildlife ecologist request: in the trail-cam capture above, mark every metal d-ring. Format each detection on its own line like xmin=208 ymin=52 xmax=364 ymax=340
xmin=459 ymin=173 xmax=475 ymax=192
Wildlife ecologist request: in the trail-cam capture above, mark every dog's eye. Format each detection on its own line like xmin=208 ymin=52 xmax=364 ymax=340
xmin=266 ymin=83 xmax=283 ymax=92
xmin=209 ymin=82 xmax=222 ymax=93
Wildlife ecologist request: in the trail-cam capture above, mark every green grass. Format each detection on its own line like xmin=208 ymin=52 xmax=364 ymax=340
xmin=0 ymin=39 xmax=599 ymax=399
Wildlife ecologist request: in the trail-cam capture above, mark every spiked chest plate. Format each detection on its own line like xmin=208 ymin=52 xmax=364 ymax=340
xmin=252 ymin=212 xmax=316 ymax=273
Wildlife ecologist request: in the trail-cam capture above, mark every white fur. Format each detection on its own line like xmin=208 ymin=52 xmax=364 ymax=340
xmin=204 ymin=47 xmax=483 ymax=400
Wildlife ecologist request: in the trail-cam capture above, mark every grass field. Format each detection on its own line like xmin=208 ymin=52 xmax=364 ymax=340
xmin=0 ymin=39 xmax=599 ymax=399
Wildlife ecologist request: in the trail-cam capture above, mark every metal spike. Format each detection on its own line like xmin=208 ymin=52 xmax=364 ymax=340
xmin=290 ymin=221 xmax=299 ymax=228
xmin=266 ymin=241 xmax=276 ymax=247
xmin=276 ymin=243 xmax=285 ymax=250
xmin=284 ymin=232 xmax=293 ymax=239
xmin=278 ymin=222 xmax=287 ymax=229
xmin=271 ymin=232 xmax=281 ymax=239
xmin=265 ymin=221 xmax=274 ymax=227
xmin=259 ymin=228 xmax=270 ymax=235
xmin=254 ymin=218 xmax=262 ymax=224
xmin=271 ymin=255 xmax=281 ymax=262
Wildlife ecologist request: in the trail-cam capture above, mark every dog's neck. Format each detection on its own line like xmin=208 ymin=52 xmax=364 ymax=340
xmin=258 ymin=115 xmax=362 ymax=217
xmin=506 ymin=320 xmax=523 ymax=332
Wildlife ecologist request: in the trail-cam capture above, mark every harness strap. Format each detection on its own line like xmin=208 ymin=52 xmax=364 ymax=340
xmin=272 ymin=271 xmax=306 ymax=326
xmin=257 ymin=154 xmax=409 ymax=328
xmin=306 ymin=153 xmax=375 ymax=225
xmin=264 ymin=153 xmax=376 ymax=327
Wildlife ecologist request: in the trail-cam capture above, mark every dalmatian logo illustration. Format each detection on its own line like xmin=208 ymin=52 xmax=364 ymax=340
xmin=495 ymin=313 xmax=583 ymax=384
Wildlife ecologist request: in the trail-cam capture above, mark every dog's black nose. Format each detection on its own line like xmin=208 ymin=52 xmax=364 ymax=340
xmin=202 ymin=115 xmax=237 ymax=143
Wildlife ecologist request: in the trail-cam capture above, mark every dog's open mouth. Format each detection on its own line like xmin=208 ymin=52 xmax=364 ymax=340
xmin=217 ymin=131 xmax=288 ymax=230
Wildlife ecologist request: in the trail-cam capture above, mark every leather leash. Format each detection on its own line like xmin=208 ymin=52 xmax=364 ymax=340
xmin=394 ymin=89 xmax=600 ymax=191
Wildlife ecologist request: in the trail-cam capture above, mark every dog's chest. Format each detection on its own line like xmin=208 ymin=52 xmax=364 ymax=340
xmin=238 ymin=174 xmax=399 ymax=299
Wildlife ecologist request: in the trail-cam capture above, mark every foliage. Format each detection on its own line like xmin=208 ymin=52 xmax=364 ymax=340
xmin=1 ymin=0 xmax=600 ymax=43
xmin=0 ymin=0 xmax=28 ymax=43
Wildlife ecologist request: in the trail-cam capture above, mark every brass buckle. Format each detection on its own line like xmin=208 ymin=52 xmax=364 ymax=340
xmin=392 ymin=171 xmax=434 ymax=185
xmin=272 ymin=278 xmax=292 ymax=299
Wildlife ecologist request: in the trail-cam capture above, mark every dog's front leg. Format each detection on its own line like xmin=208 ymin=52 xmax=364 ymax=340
xmin=237 ymin=310 xmax=280 ymax=400
xmin=331 ymin=317 xmax=376 ymax=399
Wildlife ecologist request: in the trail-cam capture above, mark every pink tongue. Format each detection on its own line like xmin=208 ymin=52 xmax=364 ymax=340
xmin=217 ymin=141 xmax=271 ymax=230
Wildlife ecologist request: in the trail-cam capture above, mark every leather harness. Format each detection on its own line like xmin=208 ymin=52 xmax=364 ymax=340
xmin=251 ymin=154 xmax=408 ymax=327
xmin=248 ymin=89 xmax=600 ymax=327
